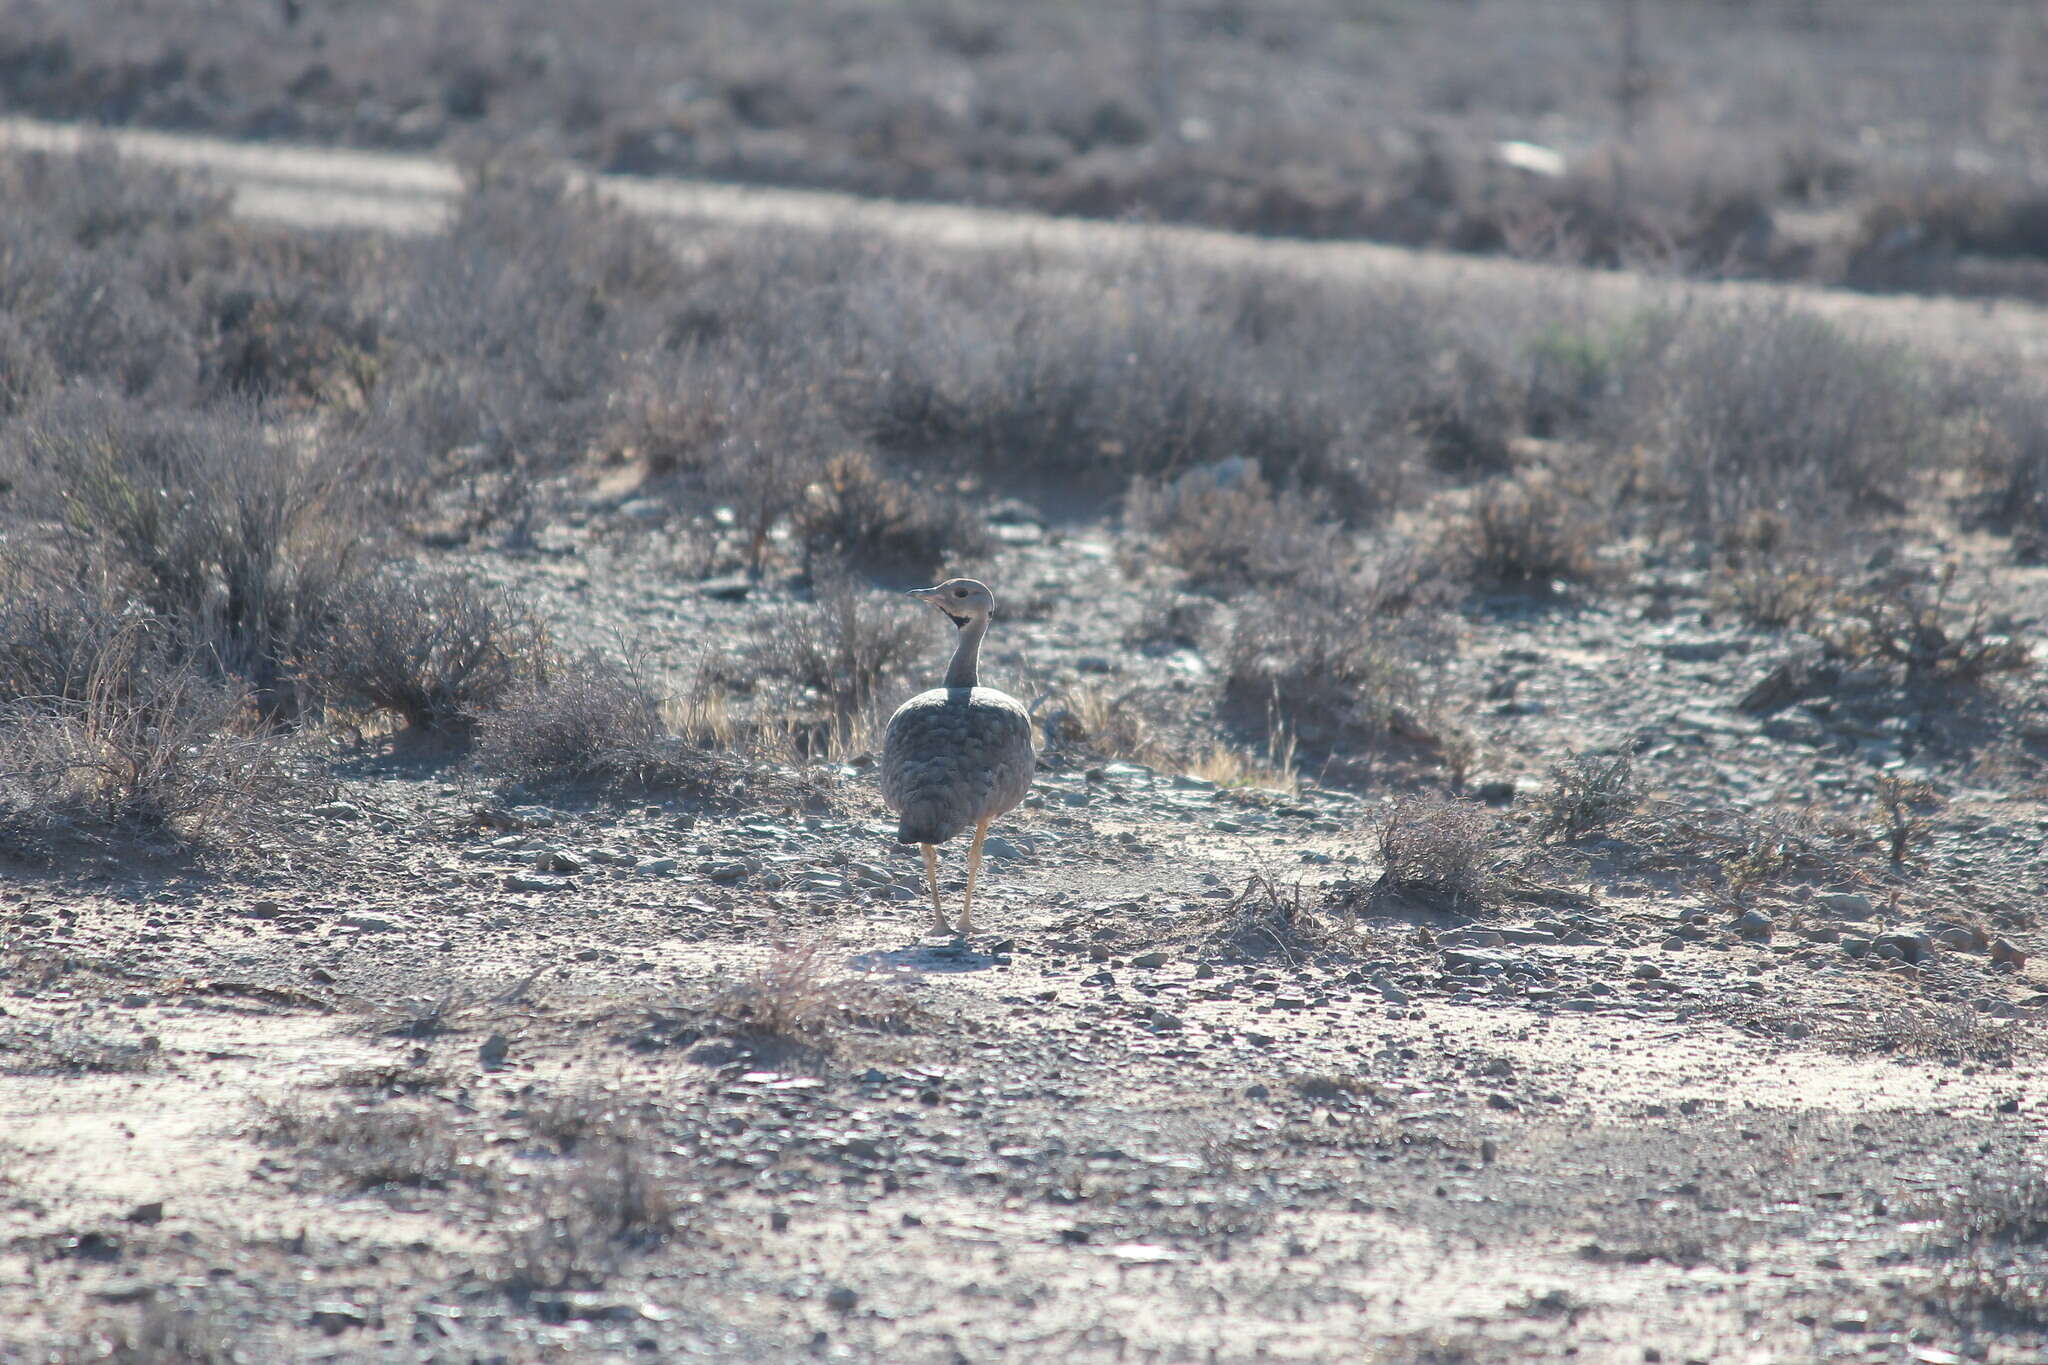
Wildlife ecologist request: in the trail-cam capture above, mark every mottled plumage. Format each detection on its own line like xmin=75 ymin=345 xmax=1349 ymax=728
xmin=879 ymin=578 xmax=1035 ymax=937
xmin=882 ymin=687 xmax=1033 ymax=845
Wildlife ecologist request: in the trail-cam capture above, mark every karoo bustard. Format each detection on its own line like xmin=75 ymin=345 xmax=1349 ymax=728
xmin=880 ymin=579 xmax=1035 ymax=938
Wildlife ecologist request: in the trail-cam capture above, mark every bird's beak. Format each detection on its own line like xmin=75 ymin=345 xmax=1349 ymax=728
xmin=905 ymin=587 xmax=940 ymax=603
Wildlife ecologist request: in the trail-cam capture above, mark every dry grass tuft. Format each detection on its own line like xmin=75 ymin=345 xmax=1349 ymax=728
xmin=1368 ymin=796 xmax=1498 ymax=909
xmin=710 ymin=938 xmax=913 ymax=1046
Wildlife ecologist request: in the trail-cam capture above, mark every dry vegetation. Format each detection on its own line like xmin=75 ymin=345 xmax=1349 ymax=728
xmin=2 ymin=43 xmax=2046 ymax=1357
xmin=10 ymin=1 xmax=2048 ymax=302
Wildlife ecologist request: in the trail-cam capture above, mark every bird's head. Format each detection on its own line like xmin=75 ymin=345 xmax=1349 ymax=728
xmin=907 ymin=578 xmax=995 ymax=629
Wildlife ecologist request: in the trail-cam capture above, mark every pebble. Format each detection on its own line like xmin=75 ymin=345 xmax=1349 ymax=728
xmin=479 ymin=1033 xmax=511 ymax=1068
xmin=1130 ymin=952 xmax=1168 ymax=969
xmin=640 ymin=858 xmax=678 ymax=875
xmin=534 ymin=849 xmax=586 ymax=874
xmin=311 ymin=802 xmax=361 ymax=820
xmin=503 ymin=873 xmax=571 ymax=893
xmin=1733 ymin=909 xmax=1773 ymax=940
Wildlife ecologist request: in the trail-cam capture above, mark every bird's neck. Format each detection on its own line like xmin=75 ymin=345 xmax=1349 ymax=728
xmin=944 ymin=617 xmax=987 ymax=690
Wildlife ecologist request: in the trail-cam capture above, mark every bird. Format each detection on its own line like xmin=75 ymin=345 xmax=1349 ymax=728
xmin=880 ymin=578 xmax=1035 ymax=939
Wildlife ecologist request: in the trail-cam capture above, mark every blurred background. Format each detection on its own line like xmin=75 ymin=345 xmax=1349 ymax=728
xmin=4 ymin=0 xmax=2046 ymax=299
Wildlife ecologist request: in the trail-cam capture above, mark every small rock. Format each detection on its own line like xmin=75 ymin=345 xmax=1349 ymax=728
xmin=981 ymin=835 xmax=1025 ymax=861
xmin=311 ymin=801 xmax=361 ymax=820
xmin=341 ymin=915 xmax=396 ymax=933
xmin=308 ymin=1302 xmax=369 ymax=1334
xmin=1473 ymin=778 xmax=1517 ymax=803
xmin=1130 ymin=951 xmax=1168 ymax=969
xmin=1815 ymin=892 xmax=1875 ymax=920
xmin=1840 ymin=936 xmax=1871 ymax=959
xmin=1632 ymin=962 xmax=1662 ymax=980
xmin=617 ymin=497 xmax=667 ymax=523
xmin=1486 ymin=1092 xmax=1518 ymax=1111
xmin=640 ymin=857 xmax=679 ymax=875
xmin=1873 ymin=931 xmax=1935 ymax=964
xmin=124 ymin=1201 xmax=164 ymax=1225
xmin=1991 ymin=938 xmax=2027 ymax=968
xmin=534 ymin=849 xmax=587 ymax=874
xmin=1733 ymin=909 xmax=1773 ymax=941
xmin=699 ymin=859 xmax=754 ymax=882
xmin=243 ymin=900 xmax=282 ymax=920
xmin=479 ymin=1033 xmax=511 ymax=1069
xmin=503 ymin=873 xmax=571 ymax=894
xmin=699 ymin=575 xmax=752 ymax=602
xmin=824 ymin=1287 xmax=859 ymax=1314
xmin=1661 ymin=935 xmax=1686 ymax=952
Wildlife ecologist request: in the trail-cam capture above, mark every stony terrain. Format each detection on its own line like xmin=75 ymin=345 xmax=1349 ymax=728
xmin=0 ymin=125 xmax=2045 ymax=1365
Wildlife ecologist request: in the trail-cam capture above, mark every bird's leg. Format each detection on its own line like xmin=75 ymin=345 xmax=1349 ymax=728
xmin=921 ymin=843 xmax=949 ymax=936
xmin=961 ymin=816 xmax=991 ymax=939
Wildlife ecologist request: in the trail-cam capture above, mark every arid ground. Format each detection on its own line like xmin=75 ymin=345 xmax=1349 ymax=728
xmin=0 ymin=61 xmax=2046 ymax=1365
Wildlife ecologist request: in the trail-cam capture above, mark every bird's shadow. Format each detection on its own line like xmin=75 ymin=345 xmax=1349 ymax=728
xmin=851 ymin=940 xmax=1008 ymax=975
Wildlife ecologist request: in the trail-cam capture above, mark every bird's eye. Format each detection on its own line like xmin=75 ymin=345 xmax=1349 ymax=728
xmin=954 ymin=588 xmax=968 ymax=597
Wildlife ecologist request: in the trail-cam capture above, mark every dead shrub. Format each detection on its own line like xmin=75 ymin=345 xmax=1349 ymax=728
xmin=373 ymin=166 xmax=685 ymax=475
xmin=1223 ymin=590 xmax=1445 ymax=747
xmin=253 ymin=1100 xmax=470 ymax=1192
xmin=1820 ymin=567 xmax=2032 ymax=682
xmin=1173 ymin=873 xmax=1362 ymax=965
xmin=495 ymin=1138 xmax=680 ymax=1296
xmin=710 ymin=938 xmax=912 ymax=1046
xmin=1125 ymin=462 xmax=1344 ymax=592
xmin=794 ymin=448 xmax=989 ymax=576
xmin=0 ymin=1019 xmax=161 ymax=1076
xmin=303 ymin=568 xmax=548 ymax=732
xmin=1370 ymin=796 xmax=1497 ymax=908
xmin=0 ymin=623 xmax=293 ymax=845
xmin=1045 ymin=683 xmax=1169 ymax=768
xmin=1711 ymin=556 xmax=1843 ymax=629
xmin=1456 ymin=472 xmax=1609 ymax=589
xmin=1537 ymin=751 xmax=1638 ymax=842
xmin=760 ymin=578 xmax=923 ymax=714
xmin=4 ymin=390 xmax=375 ymax=711
xmin=475 ymin=656 xmax=715 ymax=791
xmin=62 ymin=1302 xmax=240 ymax=1365
xmin=1622 ymin=304 xmax=1934 ymax=536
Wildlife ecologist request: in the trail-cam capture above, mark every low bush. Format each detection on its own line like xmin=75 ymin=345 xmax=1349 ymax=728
xmin=473 ymin=656 xmax=695 ymax=789
xmin=1455 ymin=471 xmax=1610 ymax=589
xmin=1616 ymin=304 xmax=1935 ymax=537
xmin=1223 ymin=587 xmax=1447 ymax=747
xmin=794 ymin=448 xmax=989 ymax=577
xmin=1369 ymin=795 xmax=1497 ymax=908
xmin=303 ymin=568 xmax=547 ymax=732
xmin=3 ymin=390 xmax=376 ymax=712
xmin=760 ymin=578 xmax=924 ymax=714
xmin=0 ymin=618 xmax=292 ymax=845
xmin=1536 ymin=752 xmax=1638 ymax=842
xmin=1125 ymin=462 xmax=1343 ymax=593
